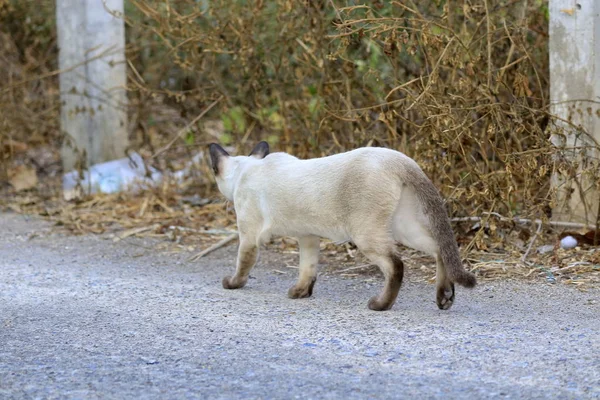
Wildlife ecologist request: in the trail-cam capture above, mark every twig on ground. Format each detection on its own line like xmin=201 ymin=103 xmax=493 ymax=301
xmin=522 ymin=221 xmax=543 ymax=262
xmin=188 ymin=233 xmax=238 ymax=261
xmin=168 ymin=226 xmax=237 ymax=235
xmin=555 ymin=262 xmax=592 ymax=273
xmin=451 ymin=214 xmax=597 ymax=230
xmin=336 ymin=264 xmax=374 ymax=274
xmin=113 ymin=224 xmax=159 ymax=242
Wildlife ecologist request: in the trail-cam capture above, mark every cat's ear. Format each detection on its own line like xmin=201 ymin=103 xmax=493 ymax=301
xmin=209 ymin=143 xmax=230 ymax=175
xmin=249 ymin=141 xmax=269 ymax=159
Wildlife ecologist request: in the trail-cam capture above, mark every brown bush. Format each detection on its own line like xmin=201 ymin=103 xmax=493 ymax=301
xmin=0 ymin=1 xmax=60 ymax=184
xmin=122 ymin=0 xmax=565 ymax=219
xmin=2 ymin=0 xmax=599 ymax=225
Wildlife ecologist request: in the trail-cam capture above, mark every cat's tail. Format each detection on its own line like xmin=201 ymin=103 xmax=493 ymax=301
xmin=410 ymin=172 xmax=477 ymax=288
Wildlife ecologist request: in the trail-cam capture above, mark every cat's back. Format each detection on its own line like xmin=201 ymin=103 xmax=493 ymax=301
xmin=261 ymin=146 xmax=405 ymax=169
xmin=245 ymin=146 xmax=421 ymax=183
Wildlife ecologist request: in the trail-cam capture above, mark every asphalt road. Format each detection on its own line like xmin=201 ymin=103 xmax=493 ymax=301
xmin=0 ymin=212 xmax=599 ymax=399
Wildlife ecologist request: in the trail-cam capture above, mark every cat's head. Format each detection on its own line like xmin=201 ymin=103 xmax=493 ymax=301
xmin=208 ymin=141 xmax=270 ymax=200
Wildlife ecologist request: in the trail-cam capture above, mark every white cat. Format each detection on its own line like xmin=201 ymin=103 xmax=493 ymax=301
xmin=209 ymin=142 xmax=476 ymax=311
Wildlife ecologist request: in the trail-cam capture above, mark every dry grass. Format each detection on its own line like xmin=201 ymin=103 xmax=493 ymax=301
xmin=1 ymin=1 xmax=599 ymax=286
xmin=116 ymin=0 xmax=598 ymax=222
xmin=2 ymin=182 xmax=598 ymax=287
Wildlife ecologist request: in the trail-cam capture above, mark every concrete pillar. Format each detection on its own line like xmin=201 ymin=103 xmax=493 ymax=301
xmin=549 ymin=0 xmax=600 ymax=225
xmin=56 ymin=0 xmax=128 ymax=174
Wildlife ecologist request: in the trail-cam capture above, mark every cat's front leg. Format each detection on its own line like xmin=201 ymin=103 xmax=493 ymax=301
xmin=288 ymin=235 xmax=320 ymax=299
xmin=222 ymin=236 xmax=258 ymax=290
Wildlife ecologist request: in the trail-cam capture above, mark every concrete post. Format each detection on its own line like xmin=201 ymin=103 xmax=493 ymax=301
xmin=56 ymin=0 xmax=128 ymax=174
xmin=549 ymin=0 xmax=600 ymax=225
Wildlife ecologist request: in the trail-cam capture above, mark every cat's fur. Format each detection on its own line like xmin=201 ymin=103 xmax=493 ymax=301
xmin=209 ymin=142 xmax=476 ymax=311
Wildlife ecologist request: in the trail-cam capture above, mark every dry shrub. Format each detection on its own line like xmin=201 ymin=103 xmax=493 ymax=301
xmin=1 ymin=1 xmax=599 ymax=283
xmin=1 ymin=0 xmax=599 ymax=227
xmin=123 ymin=0 xmax=598 ymax=222
xmin=0 ymin=0 xmax=60 ymax=187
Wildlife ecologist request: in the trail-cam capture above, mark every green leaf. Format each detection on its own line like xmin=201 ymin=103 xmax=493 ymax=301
xmin=229 ymin=106 xmax=246 ymax=134
xmin=221 ymin=114 xmax=233 ymax=132
xmin=184 ymin=130 xmax=194 ymax=145
xmin=268 ymin=111 xmax=284 ymax=130
xmin=221 ymin=106 xmax=246 ymax=134
xmin=308 ymin=97 xmax=321 ymax=116
xmin=220 ymin=133 xmax=233 ymax=145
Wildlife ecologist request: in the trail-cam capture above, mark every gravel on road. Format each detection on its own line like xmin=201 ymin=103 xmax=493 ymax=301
xmin=0 ymin=213 xmax=599 ymax=399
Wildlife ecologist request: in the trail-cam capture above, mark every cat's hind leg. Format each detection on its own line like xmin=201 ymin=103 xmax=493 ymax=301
xmin=365 ymin=251 xmax=404 ymax=311
xmin=288 ymin=235 xmax=320 ymax=299
xmin=353 ymin=234 xmax=404 ymax=311
xmin=435 ymin=254 xmax=455 ymax=310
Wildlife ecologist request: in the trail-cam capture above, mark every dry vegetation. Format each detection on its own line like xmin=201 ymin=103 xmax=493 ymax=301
xmin=0 ymin=0 xmax=598 ymax=285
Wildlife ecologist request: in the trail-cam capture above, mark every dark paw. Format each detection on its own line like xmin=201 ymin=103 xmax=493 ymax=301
xmin=367 ymin=296 xmax=394 ymax=311
xmin=287 ymin=277 xmax=316 ymax=299
xmin=222 ymin=275 xmax=247 ymax=289
xmin=436 ymin=283 xmax=455 ymax=310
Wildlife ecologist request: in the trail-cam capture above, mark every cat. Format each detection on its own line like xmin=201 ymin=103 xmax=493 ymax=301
xmin=209 ymin=141 xmax=476 ymax=311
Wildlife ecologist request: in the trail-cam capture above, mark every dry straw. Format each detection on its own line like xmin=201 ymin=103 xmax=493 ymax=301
xmin=119 ymin=0 xmax=598 ymax=223
xmin=1 ymin=1 xmax=599 ymax=283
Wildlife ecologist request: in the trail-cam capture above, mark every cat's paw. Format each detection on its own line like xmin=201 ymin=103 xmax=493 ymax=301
xmin=436 ymin=282 xmax=455 ymax=310
xmin=287 ymin=277 xmax=316 ymax=299
xmin=222 ymin=275 xmax=247 ymax=289
xmin=367 ymin=296 xmax=394 ymax=311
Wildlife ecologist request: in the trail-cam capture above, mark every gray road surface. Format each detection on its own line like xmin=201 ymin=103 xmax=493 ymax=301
xmin=0 ymin=213 xmax=599 ymax=399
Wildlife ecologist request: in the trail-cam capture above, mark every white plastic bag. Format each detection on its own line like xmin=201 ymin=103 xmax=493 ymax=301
xmin=62 ymin=152 xmax=162 ymax=200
